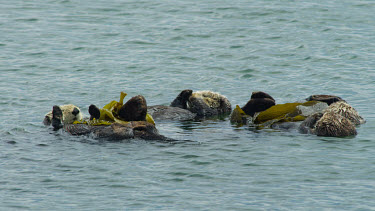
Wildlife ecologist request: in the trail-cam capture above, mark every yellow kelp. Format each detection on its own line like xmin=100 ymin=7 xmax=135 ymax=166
xmin=99 ymin=91 xmax=129 ymax=124
xmin=230 ymin=105 xmax=250 ymax=125
xmin=230 ymin=101 xmax=326 ymax=127
xmin=74 ymin=92 xmax=155 ymax=126
xmin=73 ymin=119 xmax=112 ymax=126
xmin=254 ymin=101 xmax=321 ymax=124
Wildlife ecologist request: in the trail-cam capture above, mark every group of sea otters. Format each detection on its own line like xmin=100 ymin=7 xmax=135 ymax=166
xmin=44 ymin=90 xmax=365 ymax=142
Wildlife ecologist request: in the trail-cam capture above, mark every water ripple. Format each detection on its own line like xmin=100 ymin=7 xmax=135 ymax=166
xmin=1 ymin=0 xmax=375 ymax=210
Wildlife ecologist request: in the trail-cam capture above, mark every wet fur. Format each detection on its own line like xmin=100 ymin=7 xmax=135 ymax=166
xmin=324 ymin=101 xmax=365 ymax=125
xmin=43 ymin=104 xmax=83 ymax=126
xmin=241 ymin=91 xmax=276 ymax=117
xmin=299 ymin=101 xmax=364 ymax=137
xmin=188 ymin=91 xmax=232 ymax=117
xmin=313 ymin=111 xmax=357 ymax=137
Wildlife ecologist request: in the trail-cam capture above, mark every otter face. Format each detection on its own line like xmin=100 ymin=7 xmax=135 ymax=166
xmin=43 ymin=104 xmax=83 ymax=126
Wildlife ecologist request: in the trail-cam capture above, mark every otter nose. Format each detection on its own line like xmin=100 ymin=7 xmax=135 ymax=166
xmin=72 ymin=107 xmax=80 ymax=116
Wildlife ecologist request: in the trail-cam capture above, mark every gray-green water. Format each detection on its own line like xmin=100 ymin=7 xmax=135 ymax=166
xmin=1 ymin=0 xmax=375 ymax=210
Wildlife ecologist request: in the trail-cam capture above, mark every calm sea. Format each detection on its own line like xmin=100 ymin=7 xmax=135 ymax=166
xmin=1 ymin=0 xmax=375 ymax=210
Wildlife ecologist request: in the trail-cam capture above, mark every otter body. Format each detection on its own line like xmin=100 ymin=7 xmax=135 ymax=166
xmin=63 ymin=121 xmax=176 ymax=142
xmin=149 ymin=89 xmax=231 ymax=121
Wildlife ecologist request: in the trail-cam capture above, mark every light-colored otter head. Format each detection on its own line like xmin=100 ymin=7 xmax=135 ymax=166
xmin=312 ymin=111 xmax=357 ymax=137
xmin=43 ymin=104 xmax=83 ymax=126
xmin=325 ymin=101 xmax=365 ymax=125
xmin=190 ymin=91 xmax=228 ymax=109
xmin=188 ymin=91 xmax=232 ymax=117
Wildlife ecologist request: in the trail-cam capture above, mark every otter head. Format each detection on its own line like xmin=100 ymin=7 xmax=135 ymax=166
xmin=43 ymin=104 xmax=83 ymax=126
xmin=187 ymin=91 xmax=232 ymax=117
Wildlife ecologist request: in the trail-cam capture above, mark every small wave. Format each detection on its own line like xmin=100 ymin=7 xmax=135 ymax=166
xmin=16 ymin=18 xmax=38 ymax=22
xmin=127 ymin=40 xmax=158 ymax=45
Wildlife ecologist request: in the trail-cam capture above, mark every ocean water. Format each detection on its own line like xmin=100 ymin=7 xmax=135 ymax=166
xmin=1 ymin=0 xmax=375 ymax=210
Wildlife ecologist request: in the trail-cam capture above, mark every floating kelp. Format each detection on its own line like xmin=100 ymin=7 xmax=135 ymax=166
xmin=73 ymin=92 xmax=155 ymax=126
xmin=230 ymin=105 xmax=251 ymax=126
xmin=231 ymin=101 xmax=328 ymax=127
xmin=254 ymin=101 xmax=327 ymax=125
xmin=73 ymin=119 xmax=112 ymax=126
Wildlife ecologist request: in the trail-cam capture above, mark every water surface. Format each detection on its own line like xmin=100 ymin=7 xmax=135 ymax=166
xmin=1 ymin=0 xmax=375 ymax=210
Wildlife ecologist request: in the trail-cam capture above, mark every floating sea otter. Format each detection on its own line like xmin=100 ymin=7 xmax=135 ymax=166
xmin=299 ymin=100 xmax=365 ymax=137
xmin=147 ymin=89 xmax=232 ymax=121
xmin=230 ymin=92 xmax=365 ymax=137
xmin=44 ymin=93 xmax=177 ymax=142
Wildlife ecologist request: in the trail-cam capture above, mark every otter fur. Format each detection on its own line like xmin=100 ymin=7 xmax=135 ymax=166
xmin=299 ymin=101 xmax=365 ymax=137
xmin=324 ymin=101 xmax=365 ymax=125
xmin=187 ymin=90 xmax=232 ymax=117
xmin=147 ymin=105 xmax=196 ymax=121
xmin=240 ymin=91 xmax=276 ymax=117
xmin=148 ymin=90 xmax=231 ymax=121
xmin=313 ymin=111 xmax=357 ymax=137
xmin=43 ymin=104 xmax=83 ymax=126
xmin=147 ymin=89 xmax=197 ymax=121
xmin=63 ymin=121 xmax=175 ymax=142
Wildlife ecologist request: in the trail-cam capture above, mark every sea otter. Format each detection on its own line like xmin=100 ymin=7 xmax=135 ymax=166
xmin=47 ymin=95 xmax=177 ymax=142
xmin=147 ymin=89 xmax=232 ymax=121
xmin=299 ymin=101 xmax=365 ymax=137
